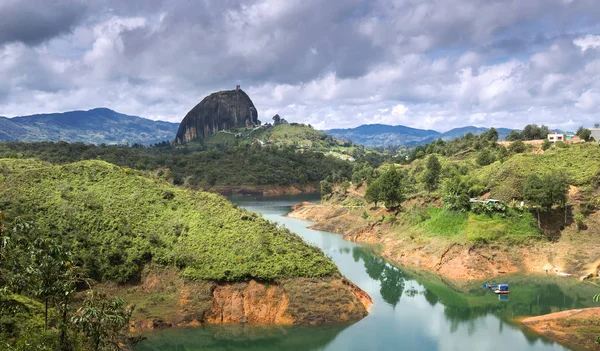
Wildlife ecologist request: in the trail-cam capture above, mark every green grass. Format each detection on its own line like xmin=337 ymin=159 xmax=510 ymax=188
xmin=412 ymin=207 xmax=540 ymax=242
xmin=419 ymin=208 xmax=468 ymax=237
xmin=0 ymin=158 xmax=338 ymax=283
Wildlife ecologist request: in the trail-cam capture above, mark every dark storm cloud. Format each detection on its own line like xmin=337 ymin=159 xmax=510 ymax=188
xmin=0 ymin=0 xmax=89 ymax=45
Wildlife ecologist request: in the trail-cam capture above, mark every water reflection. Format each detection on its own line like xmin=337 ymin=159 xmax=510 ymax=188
xmin=136 ymin=195 xmax=600 ymax=351
xmin=136 ymin=324 xmax=349 ymax=351
xmin=352 ymin=247 xmax=407 ymax=306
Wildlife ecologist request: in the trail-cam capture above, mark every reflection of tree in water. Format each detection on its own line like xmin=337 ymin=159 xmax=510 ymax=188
xmin=352 ymin=247 xmax=406 ymax=306
xmin=136 ymin=324 xmax=350 ymax=351
xmin=423 ymin=289 xmax=439 ymax=307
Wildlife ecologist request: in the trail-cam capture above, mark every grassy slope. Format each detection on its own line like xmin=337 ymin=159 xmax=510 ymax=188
xmin=325 ymin=143 xmax=600 ymax=246
xmin=203 ymin=124 xmax=363 ymax=157
xmin=391 ymin=143 xmax=600 ymax=242
xmin=0 ymin=158 xmax=337 ymax=283
xmin=473 ymin=143 xmax=600 ymax=200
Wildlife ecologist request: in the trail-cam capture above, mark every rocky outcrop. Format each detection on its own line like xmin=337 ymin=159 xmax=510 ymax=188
xmin=175 ymin=88 xmax=258 ymax=143
xmin=204 ymin=280 xmax=294 ymax=324
xmin=121 ymin=268 xmax=369 ymax=332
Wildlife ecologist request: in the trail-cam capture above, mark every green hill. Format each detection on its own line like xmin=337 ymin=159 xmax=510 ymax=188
xmin=0 ymin=158 xmax=336 ymax=282
xmin=203 ymin=123 xmax=361 ymax=157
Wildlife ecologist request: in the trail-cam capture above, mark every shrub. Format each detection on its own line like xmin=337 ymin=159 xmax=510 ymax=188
xmin=508 ymin=140 xmax=526 ymax=153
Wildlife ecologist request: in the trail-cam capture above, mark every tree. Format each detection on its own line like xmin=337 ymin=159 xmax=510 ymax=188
xmin=505 ymin=130 xmax=523 ymax=141
xmin=320 ymin=179 xmax=332 ymax=197
xmin=72 ymin=291 xmax=134 ymax=351
xmin=523 ymin=174 xmax=548 ymax=228
xmin=481 ymin=128 xmax=499 ymax=143
xmin=576 ymin=126 xmax=592 ymax=142
xmin=508 ymin=140 xmax=526 ymax=153
xmin=522 ymin=173 xmax=568 ymax=228
xmin=377 ymin=166 xmax=406 ymax=209
xmin=545 ymin=172 xmax=569 ymax=209
xmin=442 ymin=175 xmax=470 ymax=211
xmin=365 ymin=181 xmax=382 ymax=207
xmin=24 ymin=238 xmax=74 ymax=332
xmin=272 ymin=114 xmax=281 ymax=125
xmin=340 ymin=180 xmax=350 ymax=194
xmin=497 ymin=146 xmax=509 ymax=162
xmin=423 ymin=155 xmax=441 ymax=192
xmin=542 ymin=139 xmax=552 ymax=151
xmin=476 ymin=149 xmax=495 ymax=166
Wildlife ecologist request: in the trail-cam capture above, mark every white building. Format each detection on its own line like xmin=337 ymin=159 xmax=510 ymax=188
xmin=547 ymin=132 xmax=566 ymax=143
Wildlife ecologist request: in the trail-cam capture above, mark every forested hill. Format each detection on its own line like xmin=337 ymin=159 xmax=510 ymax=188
xmin=0 ymin=108 xmax=178 ymax=145
xmin=324 ymin=124 xmax=513 ymax=147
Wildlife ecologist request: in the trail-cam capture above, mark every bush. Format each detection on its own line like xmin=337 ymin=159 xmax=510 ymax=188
xmin=508 ymin=140 xmax=526 ymax=153
xmin=575 ymin=213 xmax=585 ymax=230
xmin=542 ymin=139 xmax=552 ymax=151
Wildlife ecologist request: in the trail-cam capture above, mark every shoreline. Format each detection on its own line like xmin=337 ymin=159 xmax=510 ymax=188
xmin=287 ymin=201 xmax=600 ymax=282
xmin=102 ymin=268 xmax=371 ymax=334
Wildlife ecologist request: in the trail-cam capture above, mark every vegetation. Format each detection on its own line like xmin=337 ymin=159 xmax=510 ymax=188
xmin=365 ymin=166 xmax=406 ymax=209
xmin=0 ymin=141 xmax=358 ymax=188
xmin=338 ymin=124 xmax=600 ymax=243
xmin=423 ymin=155 xmax=441 ymax=191
xmin=0 ymin=211 xmax=134 ymax=350
xmin=0 ymin=158 xmax=345 ymax=348
xmin=576 ymin=126 xmax=593 ymax=142
xmin=0 ymin=159 xmax=337 ymax=283
xmin=505 ymin=124 xmax=550 ymax=141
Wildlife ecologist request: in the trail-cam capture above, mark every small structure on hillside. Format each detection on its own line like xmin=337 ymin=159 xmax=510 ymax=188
xmin=547 ymin=132 xmax=565 ymax=143
xmin=469 ymin=198 xmax=501 ymax=204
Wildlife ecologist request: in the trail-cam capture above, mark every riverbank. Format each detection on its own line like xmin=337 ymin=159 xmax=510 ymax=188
xmin=288 ymin=201 xmax=600 ymax=282
xmin=521 ymin=308 xmax=600 ymax=350
xmin=98 ymin=267 xmax=370 ymax=333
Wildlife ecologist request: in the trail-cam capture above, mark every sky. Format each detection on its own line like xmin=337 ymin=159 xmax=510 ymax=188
xmin=1 ymin=0 xmax=600 ymax=131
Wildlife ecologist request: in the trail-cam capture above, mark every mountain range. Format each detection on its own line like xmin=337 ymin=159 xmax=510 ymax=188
xmin=0 ymin=108 xmax=515 ymax=147
xmin=0 ymin=108 xmax=178 ymax=145
xmin=324 ymin=124 xmax=514 ymax=147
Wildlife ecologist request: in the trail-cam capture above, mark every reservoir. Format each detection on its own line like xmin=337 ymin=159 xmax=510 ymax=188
xmin=136 ymin=195 xmax=598 ymax=351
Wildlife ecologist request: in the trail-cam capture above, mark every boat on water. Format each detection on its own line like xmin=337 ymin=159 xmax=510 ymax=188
xmin=494 ymin=284 xmax=510 ymax=294
xmin=483 ymin=283 xmax=510 ymax=295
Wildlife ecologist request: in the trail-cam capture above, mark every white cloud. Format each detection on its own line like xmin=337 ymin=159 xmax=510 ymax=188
xmin=1 ymin=0 xmax=600 ymax=132
xmin=574 ymin=35 xmax=600 ymax=51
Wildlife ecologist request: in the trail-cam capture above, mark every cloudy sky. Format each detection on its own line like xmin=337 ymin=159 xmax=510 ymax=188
xmin=1 ymin=0 xmax=600 ymax=131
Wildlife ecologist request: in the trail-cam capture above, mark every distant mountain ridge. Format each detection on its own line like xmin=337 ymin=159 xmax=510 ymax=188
xmin=323 ymin=124 xmax=514 ymax=147
xmin=0 ymin=108 xmax=179 ymax=145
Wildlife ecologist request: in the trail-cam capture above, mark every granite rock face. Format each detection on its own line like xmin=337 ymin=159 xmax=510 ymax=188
xmin=175 ymin=89 xmax=258 ymax=143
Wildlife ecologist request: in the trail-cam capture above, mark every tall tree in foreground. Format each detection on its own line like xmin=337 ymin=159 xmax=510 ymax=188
xmin=72 ymin=291 xmax=134 ymax=351
xmin=423 ymin=155 xmax=441 ymax=192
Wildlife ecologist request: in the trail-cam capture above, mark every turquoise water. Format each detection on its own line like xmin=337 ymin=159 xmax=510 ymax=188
xmin=136 ymin=195 xmax=598 ymax=351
